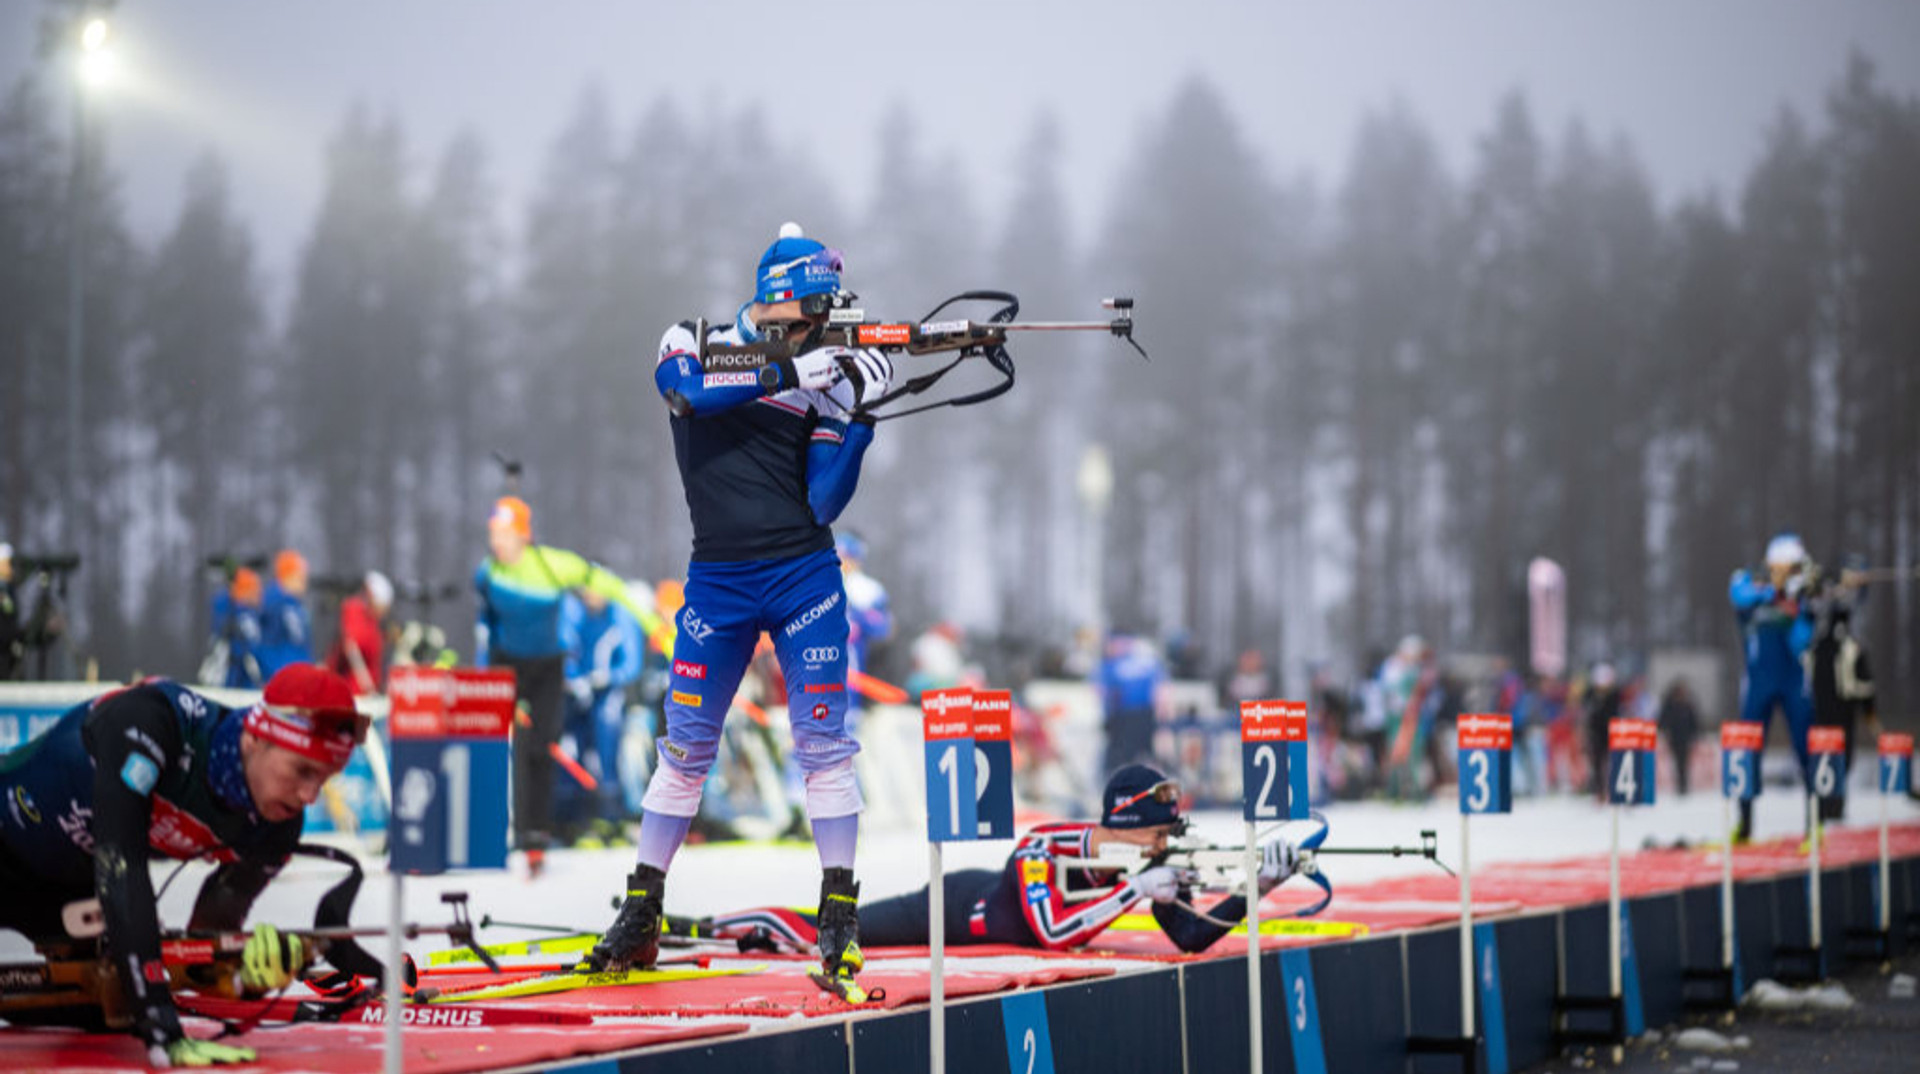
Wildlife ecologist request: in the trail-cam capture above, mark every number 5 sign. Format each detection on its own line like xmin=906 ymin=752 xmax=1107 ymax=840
xmin=1457 ymin=713 xmax=1512 ymax=814
xmin=1241 ymin=700 xmax=1309 ymax=822
xmin=923 ymin=688 xmax=978 ymax=842
xmin=1720 ymin=721 xmax=1763 ymax=801
xmin=1882 ymin=733 xmax=1914 ymax=795
xmin=1607 ymin=718 xmax=1658 ymax=806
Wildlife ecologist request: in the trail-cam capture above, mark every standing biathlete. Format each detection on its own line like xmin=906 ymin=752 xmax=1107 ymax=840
xmin=699 ymin=765 xmax=1302 ymax=955
xmin=585 ymin=223 xmax=892 ymax=998
xmin=1729 ymin=532 xmax=1818 ymax=843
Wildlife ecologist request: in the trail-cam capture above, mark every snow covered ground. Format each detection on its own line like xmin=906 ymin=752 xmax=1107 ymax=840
xmin=9 ymin=768 xmax=1909 ymax=966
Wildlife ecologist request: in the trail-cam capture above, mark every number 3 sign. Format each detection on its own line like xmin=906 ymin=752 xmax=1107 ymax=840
xmin=1241 ymin=700 xmax=1309 ymax=822
xmin=1457 ymin=713 xmax=1512 ymax=815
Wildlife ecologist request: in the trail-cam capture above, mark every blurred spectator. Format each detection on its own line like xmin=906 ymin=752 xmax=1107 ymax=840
xmin=209 ymin=568 xmax=266 ymax=688
xmin=1656 ymin=677 xmax=1701 ymax=796
xmin=1584 ymin=663 xmax=1623 ymax=802
xmin=1381 ymin=635 xmax=1434 ymax=801
xmin=1808 ymin=567 xmax=1875 ymax=822
xmin=1099 ymin=631 xmax=1167 ymax=773
xmin=1222 ymin=647 xmax=1274 ymax=708
xmin=1510 ymin=672 xmax=1558 ymax=796
xmin=327 ymin=570 xmax=394 ymax=695
xmin=837 ymin=532 xmax=893 ymax=717
xmin=1350 ymin=646 xmax=1390 ymax=796
xmin=257 ymin=549 xmax=315 ymax=678
xmin=559 ymin=586 xmax=647 ymax=840
xmin=1164 ymin=629 xmax=1205 ymax=680
xmin=474 ymin=494 xmax=646 ymax=864
xmin=0 ymin=543 xmax=21 ymax=681
xmin=906 ymin=621 xmax=967 ymax=701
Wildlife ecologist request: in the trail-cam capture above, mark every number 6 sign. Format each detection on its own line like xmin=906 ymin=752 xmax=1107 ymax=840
xmin=1241 ymin=700 xmax=1308 ymax=822
xmin=1808 ymin=727 xmax=1848 ymax=800
xmin=1457 ymin=713 xmax=1512 ymax=814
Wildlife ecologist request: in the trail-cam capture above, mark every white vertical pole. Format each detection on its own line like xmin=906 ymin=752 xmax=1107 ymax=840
xmin=1246 ymin=821 xmax=1261 ymax=1074
xmin=384 ymin=871 xmax=404 ymax=1074
xmin=1807 ymin=793 xmax=1822 ymax=951
xmin=930 ymin=842 xmax=945 ymax=1074
xmin=1720 ymin=794 xmax=1735 ymax=971
xmin=1881 ymin=774 xmax=1893 ymax=933
xmin=1608 ymin=804 xmax=1621 ymax=1001
xmin=1460 ymin=811 xmax=1474 ymax=1042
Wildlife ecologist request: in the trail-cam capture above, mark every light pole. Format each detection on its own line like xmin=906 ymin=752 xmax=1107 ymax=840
xmin=1076 ymin=443 xmax=1114 ymax=645
xmin=66 ymin=12 xmax=113 ymax=553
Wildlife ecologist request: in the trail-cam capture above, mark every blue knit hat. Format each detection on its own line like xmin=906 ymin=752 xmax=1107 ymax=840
xmin=755 ymin=222 xmax=842 ymax=305
xmin=1102 ymin=763 xmax=1183 ymax=829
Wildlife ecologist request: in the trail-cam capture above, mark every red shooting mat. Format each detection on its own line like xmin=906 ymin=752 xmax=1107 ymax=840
xmin=418 ymin=952 xmax=1115 ymax=1017
xmin=0 ymin=1018 xmax=747 ymax=1074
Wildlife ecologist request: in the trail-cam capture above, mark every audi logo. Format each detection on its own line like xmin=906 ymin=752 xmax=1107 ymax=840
xmin=801 ymin=647 xmax=841 ymax=663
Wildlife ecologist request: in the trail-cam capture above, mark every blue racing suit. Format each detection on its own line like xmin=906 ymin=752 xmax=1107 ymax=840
xmin=560 ymin=592 xmax=645 ymax=821
xmin=646 ymin=309 xmax=878 ymax=820
xmin=257 ymin=581 xmax=313 ymax=678
xmin=210 ymin=592 xmax=265 ymax=688
xmin=1730 ymin=569 xmax=1816 ymax=784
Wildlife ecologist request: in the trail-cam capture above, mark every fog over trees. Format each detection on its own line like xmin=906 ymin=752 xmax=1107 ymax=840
xmin=3 ymin=57 xmax=1917 ymax=719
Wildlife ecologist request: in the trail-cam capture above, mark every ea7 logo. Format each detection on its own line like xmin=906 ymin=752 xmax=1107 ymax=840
xmin=801 ymin=646 xmax=840 ymax=663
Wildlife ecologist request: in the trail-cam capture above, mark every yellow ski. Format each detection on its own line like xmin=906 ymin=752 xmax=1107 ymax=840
xmin=425 ymin=963 xmax=766 ymax=1004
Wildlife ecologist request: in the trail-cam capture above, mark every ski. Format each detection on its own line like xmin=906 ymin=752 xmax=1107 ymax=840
xmin=420 ymin=962 xmax=765 ymax=1004
xmin=426 ymin=932 xmax=597 ymax=967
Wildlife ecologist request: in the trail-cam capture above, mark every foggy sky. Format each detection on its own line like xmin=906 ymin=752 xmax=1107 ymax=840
xmin=3 ymin=0 xmax=1918 ymax=310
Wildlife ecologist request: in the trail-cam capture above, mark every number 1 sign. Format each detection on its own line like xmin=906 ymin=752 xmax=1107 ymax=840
xmin=1457 ymin=713 xmax=1512 ymax=815
xmin=388 ymin=667 xmax=514 ymax=875
xmin=1241 ymin=700 xmax=1309 ymax=822
xmin=923 ymin=688 xmax=978 ymax=842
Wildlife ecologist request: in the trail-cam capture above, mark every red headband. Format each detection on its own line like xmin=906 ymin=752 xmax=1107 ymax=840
xmin=244 ymin=704 xmax=356 ymax=767
xmin=248 ymin=664 xmax=360 ymax=767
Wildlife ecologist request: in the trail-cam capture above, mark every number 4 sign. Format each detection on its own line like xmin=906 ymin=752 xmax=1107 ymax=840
xmin=1607 ymin=719 xmax=1658 ymax=806
xmin=1241 ymin=700 xmax=1309 ymax=822
xmin=1457 ymin=713 xmax=1512 ymax=814
xmin=1882 ymin=733 xmax=1914 ymax=795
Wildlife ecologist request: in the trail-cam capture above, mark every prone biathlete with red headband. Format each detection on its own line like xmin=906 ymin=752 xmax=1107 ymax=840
xmin=698 ymin=764 xmax=1303 ymax=955
xmin=0 ymin=664 xmax=365 ymax=1068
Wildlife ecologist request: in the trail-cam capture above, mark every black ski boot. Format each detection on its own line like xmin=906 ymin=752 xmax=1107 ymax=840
xmin=581 ymin=865 xmax=665 ymax=972
xmin=809 ymin=867 xmax=879 ymax=1002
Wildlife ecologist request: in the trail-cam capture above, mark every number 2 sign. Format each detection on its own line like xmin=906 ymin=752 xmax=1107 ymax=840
xmin=1241 ymin=700 xmax=1308 ymax=822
